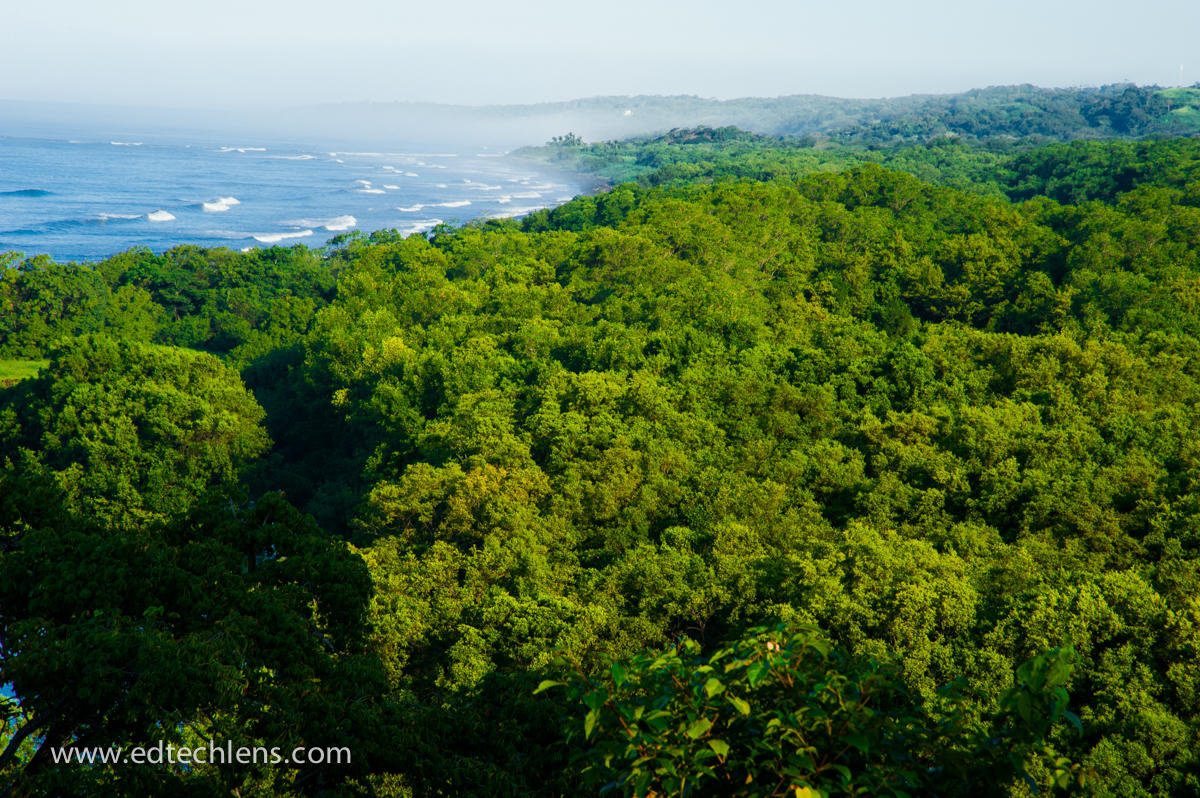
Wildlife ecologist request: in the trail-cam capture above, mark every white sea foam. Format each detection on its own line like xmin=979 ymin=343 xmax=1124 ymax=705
xmin=511 ymin=191 xmax=542 ymax=199
xmin=404 ymin=171 xmax=418 ymax=177
xmin=475 ymin=153 xmax=506 ymax=158
xmin=435 ymin=200 xmax=471 ymax=208
xmin=487 ymin=207 xmax=544 ymax=220
xmin=266 ymin=154 xmax=316 ymax=160
xmin=111 ymin=141 xmax=142 ymax=147
xmin=398 ymin=218 xmax=443 ymax=236
xmin=202 ymin=196 xmax=241 ymax=212
xmin=357 ymin=188 xmax=386 ymax=194
xmin=287 ymin=215 xmax=357 ymax=231
xmin=218 ymin=146 xmax=267 ymax=153
xmin=435 ymin=183 xmax=447 ymax=188
xmin=497 ymin=196 xmax=512 ymax=204
xmin=147 ymin=210 xmax=175 ymax=222
xmin=253 ymin=230 xmax=313 ymax=244
xmin=354 ymin=179 xmax=372 ymax=186
xmin=383 ymin=185 xmax=400 ymax=190
xmin=397 ymin=204 xmax=425 ymax=212
xmin=466 ymin=184 xmax=502 ymax=191
xmin=323 ymin=215 xmax=357 ymax=231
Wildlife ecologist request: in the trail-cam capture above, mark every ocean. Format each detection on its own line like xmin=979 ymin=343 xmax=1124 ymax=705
xmin=0 ymin=130 xmax=585 ymax=263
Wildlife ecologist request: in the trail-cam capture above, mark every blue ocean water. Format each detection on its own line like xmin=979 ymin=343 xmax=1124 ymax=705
xmin=0 ymin=132 xmax=584 ymax=263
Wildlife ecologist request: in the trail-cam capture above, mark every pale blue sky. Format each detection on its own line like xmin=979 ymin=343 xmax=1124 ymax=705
xmin=3 ymin=0 xmax=1197 ymax=108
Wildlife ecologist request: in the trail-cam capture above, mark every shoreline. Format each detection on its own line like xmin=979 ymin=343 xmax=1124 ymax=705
xmin=0 ymin=137 xmax=598 ymax=265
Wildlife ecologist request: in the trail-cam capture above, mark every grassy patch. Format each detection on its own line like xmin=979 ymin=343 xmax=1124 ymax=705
xmin=0 ymin=359 xmax=48 ymax=386
xmin=1158 ymin=87 xmax=1200 ymax=105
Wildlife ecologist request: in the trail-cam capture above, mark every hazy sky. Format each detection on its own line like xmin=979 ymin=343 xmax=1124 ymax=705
xmin=3 ymin=0 xmax=1197 ymax=108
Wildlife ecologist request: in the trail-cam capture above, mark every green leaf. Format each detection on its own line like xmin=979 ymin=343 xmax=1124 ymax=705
xmin=728 ymin=694 xmax=751 ymax=716
xmin=533 ymin=679 xmax=565 ymax=695
xmin=611 ymin=661 xmax=628 ymax=687
xmin=708 ymin=739 xmax=730 ymax=757
xmin=685 ymin=717 xmax=713 ymax=739
xmin=584 ymin=709 xmax=599 ymax=740
xmin=704 ymin=677 xmax=725 ymax=698
xmin=645 ymin=711 xmax=672 ymax=731
xmin=746 ymin=661 xmax=769 ymax=687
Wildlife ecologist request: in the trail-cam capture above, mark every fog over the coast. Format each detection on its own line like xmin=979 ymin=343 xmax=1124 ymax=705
xmin=2 ymin=0 xmax=1198 ymax=111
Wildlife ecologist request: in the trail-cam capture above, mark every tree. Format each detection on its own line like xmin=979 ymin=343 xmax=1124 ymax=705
xmin=0 ymin=489 xmax=387 ymax=796
xmin=0 ymin=335 xmax=270 ymax=530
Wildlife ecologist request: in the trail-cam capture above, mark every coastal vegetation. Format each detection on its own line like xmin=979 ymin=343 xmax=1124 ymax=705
xmin=4 ymin=128 xmax=1200 ymax=795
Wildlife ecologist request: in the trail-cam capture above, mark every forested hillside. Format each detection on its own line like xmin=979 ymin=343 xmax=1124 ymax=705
xmin=518 ymin=120 xmax=1200 ymax=196
xmin=289 ymin=83 xmax=1200 ymax=149
xmin=4 ymin=137 xmax=1200 ymax=796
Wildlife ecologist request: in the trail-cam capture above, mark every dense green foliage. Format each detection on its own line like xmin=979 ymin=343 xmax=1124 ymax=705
xmin=517 ymin=127 xmax=1008 ymax=193
xmin=5 ymin=133 xmax=1200 ymax=796
xmin=545 ymin=624 xmax=1086 ymax=796
xmin=829 ymin=84 xmax=1200 ymax=146
xmin=0 ymin=486 xmax=386 ymax=795
xmin=0 ymin=244 xmax=334 ymax=363
xmin=520 ymin=120 xmax=1200 ymax=203
xmin=0 ymin=336 xmax=271 ymax=529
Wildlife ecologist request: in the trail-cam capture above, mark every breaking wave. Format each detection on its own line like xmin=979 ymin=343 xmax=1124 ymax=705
xmin=252 ymin=230 xmax=314 ymax=244
xmin=398 ymin=218 xmax=443 ymax=236
xmin=285 ymin=215 xmax=357 ymax=231
xmin=202 ymin=197 xmax=241 ymax=212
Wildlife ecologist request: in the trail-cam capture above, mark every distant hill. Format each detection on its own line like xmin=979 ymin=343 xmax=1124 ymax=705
xmin=830 ymin=83 xmax=1200 ymax=146
xmin=290 ymin=83 xmax=1200 ymax=148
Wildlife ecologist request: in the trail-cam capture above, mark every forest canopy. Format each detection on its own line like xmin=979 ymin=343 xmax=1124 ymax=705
xmin=3 ymin=133 xmax=1200 ymax=796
